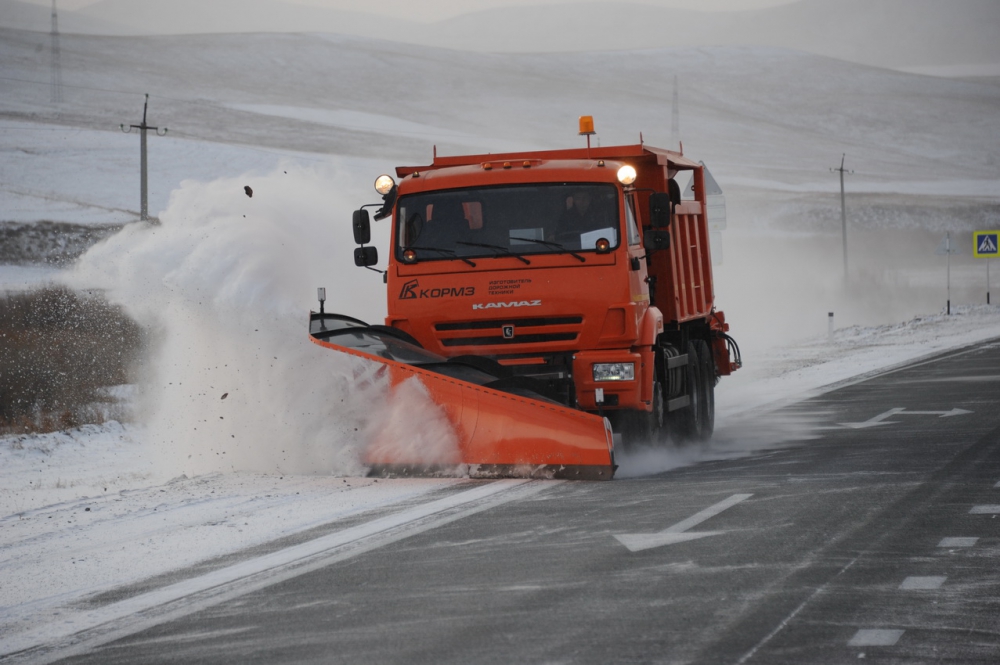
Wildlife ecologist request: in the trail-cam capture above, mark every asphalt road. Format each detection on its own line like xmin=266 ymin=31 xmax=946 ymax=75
xmin=23 ymin=338 xmax=1000 ymax=664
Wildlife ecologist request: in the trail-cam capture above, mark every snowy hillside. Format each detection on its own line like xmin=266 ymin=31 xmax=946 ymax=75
xmin=3 ymin=0 xmax=999 ymax=70
xmin=2 ymin=26 xmax=998 ymax=335
xmin=3 ymin=27 xmax=998 ymax=213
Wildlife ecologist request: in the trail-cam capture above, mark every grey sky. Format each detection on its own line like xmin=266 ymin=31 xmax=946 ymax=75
xmin=30 ymin=0 xmax=799 ymax=21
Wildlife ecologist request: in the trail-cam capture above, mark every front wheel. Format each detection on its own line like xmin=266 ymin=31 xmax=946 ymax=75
xmin=609 ymin=380 xmax=666 ymax=450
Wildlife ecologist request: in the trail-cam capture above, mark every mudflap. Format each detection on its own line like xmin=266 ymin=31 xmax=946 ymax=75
xmin=309 ymin=312 xmax=616 ymax=480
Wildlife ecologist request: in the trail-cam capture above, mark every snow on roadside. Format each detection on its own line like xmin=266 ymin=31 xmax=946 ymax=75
xmin=0 ymin=435 xmax=458 ymax=632
xmin=717 ymin=303 xmax=1000 ymax=418
xmin=0 ymin=264 xmax=64 ymax=292
xmin=2 ymin=303 xmax=1000 ymax=649
xmin=618 ymin=304 xmax=1000 ymax=477
xmin=0 ymin=422 xmax=159 ymax=517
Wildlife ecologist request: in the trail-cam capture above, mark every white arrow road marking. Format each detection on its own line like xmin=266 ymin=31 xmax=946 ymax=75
xmin=840 ymin=407 xmax=905 ymax=429
xmin=614 ymin=493 xmax=752 ymax=552
xmin=839 ymin=407 xmax=972 ymax=429
xmin=898 ymin=409 xmax=973 ymax=417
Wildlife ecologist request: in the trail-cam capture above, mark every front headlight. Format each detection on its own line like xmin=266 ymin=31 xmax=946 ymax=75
xmin=592 ymin=362 xmax=635 ymax=381
xmin=616 ymin=165 xmax=637 ymax=186
xmin=374 ymin=174 xmax=396 ymax=196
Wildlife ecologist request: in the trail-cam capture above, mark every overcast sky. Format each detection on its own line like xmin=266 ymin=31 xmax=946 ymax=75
xmin=30 ymin=0 xmax=800 ymax=21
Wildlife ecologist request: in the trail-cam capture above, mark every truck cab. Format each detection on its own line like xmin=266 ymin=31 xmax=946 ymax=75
xmin=351 ymin=138 xmax=739 ymax=446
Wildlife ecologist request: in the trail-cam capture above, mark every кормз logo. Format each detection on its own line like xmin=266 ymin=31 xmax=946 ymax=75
xmin=398 ymin=279 xmax=475 ymax=300
xmin=399 ymin=279 xmax=419 ymax=300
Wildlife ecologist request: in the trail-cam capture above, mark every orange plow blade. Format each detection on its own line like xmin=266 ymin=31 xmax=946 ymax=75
xmin=310 ymin=313 xmax=616 ymax=480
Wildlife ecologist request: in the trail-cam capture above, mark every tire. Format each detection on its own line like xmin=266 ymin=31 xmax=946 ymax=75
xmin=610 ymin=379 xmax=666 ymax=450
xmin=692 ymin=339 xmax=715 ymax=441
xmin=675 ymin=340 xmax=714 ymax=442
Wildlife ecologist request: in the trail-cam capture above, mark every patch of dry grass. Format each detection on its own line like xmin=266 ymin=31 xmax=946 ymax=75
xmin=0 ymin=287 xmax=144 ymax=434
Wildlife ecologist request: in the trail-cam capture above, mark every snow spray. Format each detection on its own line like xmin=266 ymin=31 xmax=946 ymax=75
xmin=69 ymin=161 xmax=457 ymax=477
xmin=614 ymin=409 xmax=826 ymax=478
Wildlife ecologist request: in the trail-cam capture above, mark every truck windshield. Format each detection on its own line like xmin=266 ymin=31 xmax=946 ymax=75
xmin=396 ymin=183 xmax=620 ymax=262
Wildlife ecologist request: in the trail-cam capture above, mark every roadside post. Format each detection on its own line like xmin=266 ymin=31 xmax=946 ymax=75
xmin=973 ymin=230 xmax=999 ymax=304
xmin=935 ymin=232 xmax=962 ymax=315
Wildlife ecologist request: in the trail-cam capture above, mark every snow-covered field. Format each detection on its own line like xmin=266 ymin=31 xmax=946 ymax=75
xmin=2 ymin=18 xmax=1000 ymax=656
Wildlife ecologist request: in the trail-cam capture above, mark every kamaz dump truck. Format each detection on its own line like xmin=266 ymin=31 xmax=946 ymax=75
xmin=310 ymin=118 xmax=740 ymax=480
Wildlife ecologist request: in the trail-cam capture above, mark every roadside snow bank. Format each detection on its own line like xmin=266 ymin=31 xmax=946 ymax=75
xmin=0 ymin=452 xmax=457 ymax=625
xmin=718 ymin=303 xmax=1000 ymax=417
xmin=0 ymin=421 xmax=159 ymax=516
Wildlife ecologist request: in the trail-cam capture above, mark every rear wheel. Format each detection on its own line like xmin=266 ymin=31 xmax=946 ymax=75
xmin=674 ymin=340 xmax=714 ymax=443
xmin=693 ymin=339 xmax=715 ymax=440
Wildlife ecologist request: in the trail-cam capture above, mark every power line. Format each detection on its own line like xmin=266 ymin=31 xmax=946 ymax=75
xmin=0 ymin=74 xmax=145 ymax=97
xmin=0 ymin=75 xmax=218 ymax=107
xmin=0 ymin=122 xmax=338 ymax=164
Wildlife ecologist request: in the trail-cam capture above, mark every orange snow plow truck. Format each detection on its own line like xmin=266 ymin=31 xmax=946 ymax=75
xmin=310 ymin=118 xmax=740 ymax=480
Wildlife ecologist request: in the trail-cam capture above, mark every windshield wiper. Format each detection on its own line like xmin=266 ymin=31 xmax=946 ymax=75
xmin=508 ymin=236 xmax=586 ymax=262
xmin=404 ymin=246 xmax=476 ymax=267
xmin=455 ymin=241 xmax=531 ymax=265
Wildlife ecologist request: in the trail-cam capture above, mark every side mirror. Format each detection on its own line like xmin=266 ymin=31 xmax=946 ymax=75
xmin=649 ymin=192 xmax=672 ymax=228
xmin=354 ymin=246 xmax=378 ymax=267
xmin=352 ymin=209 xmax=371 ymax=245
xmin=643 ymin=229 xmax=671 ymax=253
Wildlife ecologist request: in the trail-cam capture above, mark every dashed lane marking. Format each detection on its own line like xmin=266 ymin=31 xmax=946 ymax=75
xmin=735 ymin=556 xmax=860 ymax=664
xmin=848 ymin=629 xmax=905 ymax=647
xmin=969 ymin=505 xmax=1000 ymax=514
xmin=899 ymin=576 xmax=946 ymax=590
xmin=938 ymin=537 xmax=979 ymax=547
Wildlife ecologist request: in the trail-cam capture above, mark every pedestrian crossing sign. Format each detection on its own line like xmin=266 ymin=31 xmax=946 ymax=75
xmin=974 ymin=231 xmax=1000 ymax=258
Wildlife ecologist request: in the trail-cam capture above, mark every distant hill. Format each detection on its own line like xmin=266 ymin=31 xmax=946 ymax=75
xmin=1 ymin=0 xmax=997 ymax=70
xmin=429 ymin=0 xmax=1000 ymax=68
xmin=0 ymin=0 xmax=135 ymax=34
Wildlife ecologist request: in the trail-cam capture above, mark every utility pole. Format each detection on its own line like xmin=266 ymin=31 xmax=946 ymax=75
xmin=670 ymin=75 xmax=680 ymax=150
xmin=830 ymin=154 xmax=853 ymax=279
xmin=935 ymin=231 xmax=961 ymax=315
xmin=50 ymin=0 xmax=62 ymax=103
xmin=120 ymin=94 xmax=167 ymax=222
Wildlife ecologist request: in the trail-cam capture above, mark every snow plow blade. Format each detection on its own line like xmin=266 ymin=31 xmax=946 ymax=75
xmin=310 ymin=313 xmax=616 ymax=480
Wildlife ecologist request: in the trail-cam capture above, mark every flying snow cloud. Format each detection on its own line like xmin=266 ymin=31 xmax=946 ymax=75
xmin=67 ymin=161 xmax=407 ymax=477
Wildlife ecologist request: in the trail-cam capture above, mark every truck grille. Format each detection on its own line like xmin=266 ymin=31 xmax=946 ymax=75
xmin=435 ymin=316 xmax=582 ymax=348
